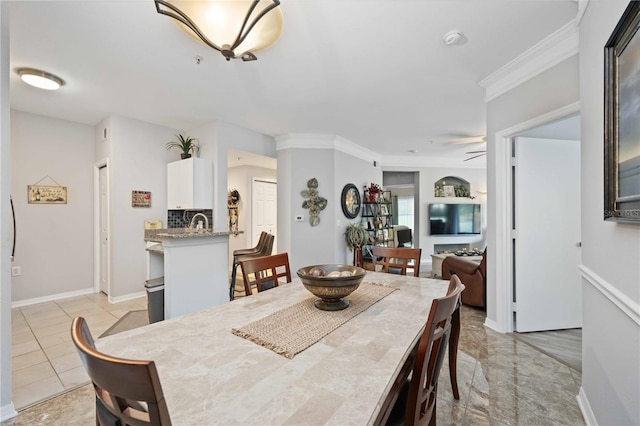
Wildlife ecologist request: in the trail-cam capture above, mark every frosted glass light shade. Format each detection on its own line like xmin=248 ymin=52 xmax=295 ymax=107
xmin=17 ymin=68 xmax=64 ymax=90
xmin=159 ymin=0 xmax=283 ymax=60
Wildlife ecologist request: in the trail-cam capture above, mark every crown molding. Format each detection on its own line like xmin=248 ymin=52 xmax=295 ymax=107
xmin=276 ymin=134 xmax=488 ymax=169
xmin=479 ymin=19 xmax=579 ymax=102
xmin=275 ymin=133 xmax=382 ymax=164
xmin=381 ymin=155 xmax=486 ymax=169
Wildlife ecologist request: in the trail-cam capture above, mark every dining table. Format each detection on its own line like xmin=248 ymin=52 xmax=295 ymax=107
xmin=96 ymin=271 xmax=449 ymax=425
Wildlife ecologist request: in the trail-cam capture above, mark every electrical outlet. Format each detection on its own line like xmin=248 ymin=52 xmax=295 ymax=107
xmin=11 ymin=266 xmax=21 ymax=277
xmin=295 ymin=215 xmax=303 ymax=222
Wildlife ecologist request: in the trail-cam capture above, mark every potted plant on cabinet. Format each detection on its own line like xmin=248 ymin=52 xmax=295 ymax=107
xmin=345 ymin=222 xmax=368 ymax=266
xmin=166 ymin=134 xmax=199 ymax=159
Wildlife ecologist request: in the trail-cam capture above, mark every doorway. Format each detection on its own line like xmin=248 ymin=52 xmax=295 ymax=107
xmin=94 ymin=161 xmax=110 ymax=295
xmin=252 ymin=178 xmax=277 ymax=252
xmin=511 ymin=133 xmax=581 ymax=332
xmin=492 ymin=102 xmax=581 ymax=333
xmin=226 ymin=150 xmax=277 ymax=265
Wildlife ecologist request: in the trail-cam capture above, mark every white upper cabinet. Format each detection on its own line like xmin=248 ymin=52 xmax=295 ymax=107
xmin=167 ymin=158 xmax=213 ymax=209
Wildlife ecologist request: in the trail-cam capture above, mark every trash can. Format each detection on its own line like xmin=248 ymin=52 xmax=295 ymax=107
xmin=144 ymin=277 xmax=164 ymax=324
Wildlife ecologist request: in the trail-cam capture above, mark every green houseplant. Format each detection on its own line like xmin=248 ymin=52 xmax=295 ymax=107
xmin=345 ymin=222 xmax=368 ymax=266
xmin=166 ymin=134 xmax=198 ymax=159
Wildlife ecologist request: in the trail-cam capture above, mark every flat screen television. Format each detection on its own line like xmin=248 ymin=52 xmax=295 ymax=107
xmin=428 ymin=203 xmax=481 ymax=235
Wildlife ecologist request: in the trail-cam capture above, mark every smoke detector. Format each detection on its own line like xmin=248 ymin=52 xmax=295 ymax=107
xmin=443 ymin=31 xmax=463 ymax=46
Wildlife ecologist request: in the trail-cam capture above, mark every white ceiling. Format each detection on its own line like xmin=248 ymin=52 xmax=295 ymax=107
xmin=9 ymin=1 xmax=578 ymax=165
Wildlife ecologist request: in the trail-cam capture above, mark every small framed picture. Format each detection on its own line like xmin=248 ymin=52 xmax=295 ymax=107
xmin=444 ymin=185 xmax=455 ymax=197
xmin=380 ymin=204 xmax=389 ymax=215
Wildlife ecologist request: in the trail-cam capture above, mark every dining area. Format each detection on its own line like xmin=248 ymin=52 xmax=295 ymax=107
xmin=5 ymin=262 xmax=585 ymax=425
xmin=79 ymin=267 xmax=458 ymax=425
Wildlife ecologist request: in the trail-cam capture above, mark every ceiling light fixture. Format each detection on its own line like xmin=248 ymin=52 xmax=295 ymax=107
xmin=16 ymin=68 xmax=65 ymax=90
xmin=155 ymin=0 xmax=283 ymax=62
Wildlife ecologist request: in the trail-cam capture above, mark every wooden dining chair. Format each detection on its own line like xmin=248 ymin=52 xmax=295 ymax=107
xmin=229 ymin=233 xmax=275 ymax=299
xmin=384 ymin=275 xmax=464 ymax=426
xmin=239 ymin=252 xmax=291 ymax=295
xmin=71 ymin=317 xmax=172 ymax=426
xmin=372 ymin=246 xmax=422 ymax=277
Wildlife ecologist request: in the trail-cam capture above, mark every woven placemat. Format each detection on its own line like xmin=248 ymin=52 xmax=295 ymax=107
xmin=231 ymin=281 xmax=397 ymax=359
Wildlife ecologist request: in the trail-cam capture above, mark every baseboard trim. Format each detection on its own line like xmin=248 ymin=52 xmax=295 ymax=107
xmin=579 ymin=264 xmax=640 ymax=326
xmin=12 ymin=289 xmax=147 ymax=308
xmin=109 ymin=291 xmax=146 ymax=304
xmin=11 ymin=288 xmax=95 ymax=308
xmin=0 ymin=403 xmax=18 ymax=422
xmin=483 ymin=317 xmax=499 ymax=332
xmin=577 ymin=386 xmax=597 ymax=426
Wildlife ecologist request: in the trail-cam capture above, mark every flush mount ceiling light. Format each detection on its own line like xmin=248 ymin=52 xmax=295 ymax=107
xmin=16 ymin=68 xmax=65 ymax=90
xmin=155 ymin=0 xmax=283 ymax=62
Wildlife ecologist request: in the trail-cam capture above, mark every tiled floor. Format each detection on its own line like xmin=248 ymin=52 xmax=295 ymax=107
xmin=3 ymin=303 xmax=585 ymax=425
xmin=10 ymin=293 xmax=147 ymax=410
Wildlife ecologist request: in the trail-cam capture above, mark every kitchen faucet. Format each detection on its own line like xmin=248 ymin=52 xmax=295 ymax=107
xmin=189 ymin=213 xmax=209 ymax=232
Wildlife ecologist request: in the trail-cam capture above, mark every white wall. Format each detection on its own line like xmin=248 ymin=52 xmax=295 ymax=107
xmin=193 ymin=120 xmax=276 ymax=233
xmin=106 ymin=115 xmax=177 ymax=299
xmin=277 ymin=135 xmax=381 ymax=272
xmin=486 ymin=55 xmax=580 ymax=325
xmin=334 ymin=149 xmax=380 ymax=265
xmin=579 ymin=2 xmax=640 ymax=424
xmin=10 ymin=111 xmax=94 ymax=302
xmin=0 ymin=1 xmax=16 ymax=419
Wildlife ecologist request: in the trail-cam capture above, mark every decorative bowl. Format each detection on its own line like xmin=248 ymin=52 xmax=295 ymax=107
xmin=297 ymin=264 xmax=366 ymax=311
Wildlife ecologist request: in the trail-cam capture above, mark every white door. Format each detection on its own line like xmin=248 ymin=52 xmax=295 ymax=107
xmin=252 ymin=179 xmax=277 ymax=253
xmin=513 ymin=137 xmax=581 ymax=332
xmin=99 ymin=166 xmax=110 ymax=294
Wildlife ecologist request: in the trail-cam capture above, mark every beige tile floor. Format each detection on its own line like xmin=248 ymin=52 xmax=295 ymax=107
xmin=3 ymin=303 xmax=585 ymax=425
xmin=10 ymin=293 xmax=147 ymax=410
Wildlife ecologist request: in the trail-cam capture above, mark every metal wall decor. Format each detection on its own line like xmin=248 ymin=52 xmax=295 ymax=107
xmin=604 ymin=1 xmax=640 ymax=222
xmin=228 ymin=189 xmax=240 ymax=234
xmin=301 ymin=178 xmax=327 ymax=226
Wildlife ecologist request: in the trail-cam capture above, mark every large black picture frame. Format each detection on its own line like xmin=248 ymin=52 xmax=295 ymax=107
xmin=604 ymin=1 xmax=640 ymax=222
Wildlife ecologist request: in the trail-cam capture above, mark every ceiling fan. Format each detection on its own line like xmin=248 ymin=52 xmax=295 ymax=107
xmin=464 ymin=149 xmax=486 ymax=161
xmin=445 ymin=136 xmax=486 ymax=161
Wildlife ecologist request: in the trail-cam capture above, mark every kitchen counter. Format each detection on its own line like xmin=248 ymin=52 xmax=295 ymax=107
xmin=144 ymin=228 xmax=243 ymax=319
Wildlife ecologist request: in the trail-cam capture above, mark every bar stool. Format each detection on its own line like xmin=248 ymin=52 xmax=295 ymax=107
xmin=229 ymin=233 xmax=274 ymax=300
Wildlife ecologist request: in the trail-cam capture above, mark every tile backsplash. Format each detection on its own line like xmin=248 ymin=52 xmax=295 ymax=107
xmin=168 ymin=210 xmax=213 ymax=229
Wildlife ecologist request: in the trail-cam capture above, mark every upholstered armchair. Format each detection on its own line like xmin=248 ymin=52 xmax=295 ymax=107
xmin=442 ymin=250 xmax=486 ymax=308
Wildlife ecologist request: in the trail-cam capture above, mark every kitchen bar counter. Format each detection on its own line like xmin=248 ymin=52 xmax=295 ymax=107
xmin=144 ymin=228 xmax=243 ymax=319
xmin=98 ymin=272 xmax=448 ymax=425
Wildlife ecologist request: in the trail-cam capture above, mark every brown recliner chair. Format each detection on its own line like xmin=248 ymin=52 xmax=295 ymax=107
xmin=442 ymin=250 xmax=486 ymax=308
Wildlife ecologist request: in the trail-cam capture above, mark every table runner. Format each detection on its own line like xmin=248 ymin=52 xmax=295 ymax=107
xmin=231 ymin=281 xmax=397 ymax=359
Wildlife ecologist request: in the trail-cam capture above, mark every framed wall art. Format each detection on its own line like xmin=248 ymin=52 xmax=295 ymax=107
xmin=28 ymin=185 xmax=67 ymax=204
xmin=604 ymin=1 xmax=640 ymax=222
xmin=132 ymin=190 xmax=151 ymax=208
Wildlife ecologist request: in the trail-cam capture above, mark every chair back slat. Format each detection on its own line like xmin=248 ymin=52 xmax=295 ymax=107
xmin=372 ymin=246 xmax=422 ymax=277
xmin=404 ymin=276 xmax=464 ymax=426
xmin=71 ymin=317 xmax=172 ymax=425
xmin=240 ymin=252 xmax=291 ymax=294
